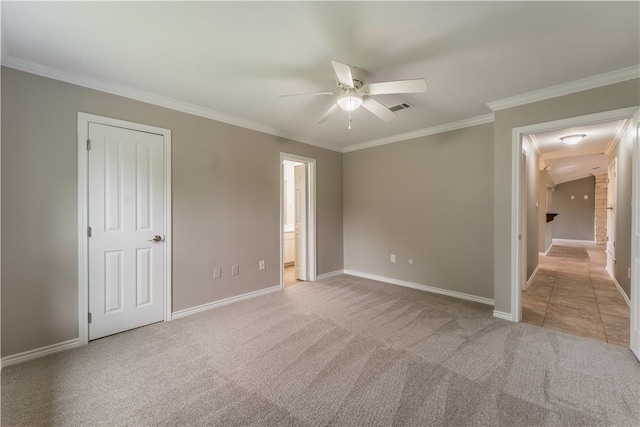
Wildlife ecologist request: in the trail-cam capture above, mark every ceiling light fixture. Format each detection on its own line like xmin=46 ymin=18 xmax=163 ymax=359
xmin=560 ymin=134 xmax=586 ymax=146
xmin=336 ymin=94 xmax=363 ymax=111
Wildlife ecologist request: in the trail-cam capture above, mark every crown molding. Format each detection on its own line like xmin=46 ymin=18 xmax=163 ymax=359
xmin=1 ymin=55 xmax=343 ymax=153
xmin=342 ymin=113 xmax=495 ymax=153
xmin=526 ymin=134 xmax=543 ymax=157
xmin=487 ymin=66 xmax=640 ymax=112
xmin=604 ymin=118 xmax=631 ymax=156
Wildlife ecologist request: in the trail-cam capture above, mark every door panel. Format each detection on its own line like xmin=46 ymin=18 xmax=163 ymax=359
xmin=88 ymin=123 xmax=165 ymax=340
xmin=294 ymin=164 xmax=307 ymax=280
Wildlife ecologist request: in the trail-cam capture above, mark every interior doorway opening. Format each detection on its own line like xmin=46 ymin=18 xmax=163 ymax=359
xmin=510 ymin=107 xmax=639 ymax=359
xmin=280 ymin=153 xmax=317 ymax=288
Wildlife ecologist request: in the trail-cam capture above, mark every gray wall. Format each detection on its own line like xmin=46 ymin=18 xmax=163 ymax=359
xmin=551 ymin=176 xmax=596 ymax=241
xmin=538 ymin=171 xmax=553 ymax=253
xmin=493 ymin=78 xmax=640 ymax=314
xmin=1 ymin=67 xmax=344 ymax=357
xmin=343 ymin=123 xmax=494 ymax=299
xmin=609 ymin=123 xmax=634 ymax=297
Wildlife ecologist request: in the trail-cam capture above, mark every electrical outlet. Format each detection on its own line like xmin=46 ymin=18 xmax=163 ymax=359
xmin=390 ymin=254 xmax=396 ymax=263
xmin=213 ymin=268 xmax=221 ymax=280
xmin=232 ymin=264 xmax=239 ymax=276
xmin=259 ymin=260 xmax=266 ymax=270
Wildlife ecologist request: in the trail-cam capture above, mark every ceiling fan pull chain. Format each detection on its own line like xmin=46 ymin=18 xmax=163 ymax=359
xmin=348 ymin=108 xmax=352 ymax=130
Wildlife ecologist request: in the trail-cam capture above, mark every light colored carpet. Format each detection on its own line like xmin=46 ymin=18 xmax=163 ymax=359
xmin=2 ymin=275 xmax=639 ymax=426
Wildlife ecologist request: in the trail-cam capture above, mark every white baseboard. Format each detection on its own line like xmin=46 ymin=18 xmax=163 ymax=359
xmin=526 ymin=265 xmax=540 ymax=290
xmin=493 ymin=310 xmax=513 ymax=321
xmin=552 ymin=238 xmax=597 ymax=245
xmin=610 ymin=275 xmax=631 ymax=308
xmin=1 ymin=338 xmax=80 ymax=368
xmin=539 ymin=245 xmax=552 ymax=256
xmin=316 ymin=270 xmax=344 ymax=280
xmin=343 ymin=270 xmax=494 ymax=306
xmin=172 ymin=285 xmax=281 ymax=320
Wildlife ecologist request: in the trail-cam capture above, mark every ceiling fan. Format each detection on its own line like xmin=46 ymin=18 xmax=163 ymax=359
xmin=281 ymin=61 xmax=427 ymax=127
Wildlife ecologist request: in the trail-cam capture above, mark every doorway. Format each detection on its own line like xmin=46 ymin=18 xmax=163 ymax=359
xmin=511 ymin=107 xmax=639 ymax=357
xmin=281 ymin=154 xmax=316 ymax=287
xmin=78 ymin=113 xmax=172 ymax=344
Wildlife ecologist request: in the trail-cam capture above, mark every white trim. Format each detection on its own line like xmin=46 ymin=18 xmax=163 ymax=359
xmin=511 ymin=127 xmax=523 ymax=322
xmin=3 ymin=56 xmax=342 ymax=153
xmin=510 ymin=107 xmax=640 ymax=325
xmin=280 ymin=153 xmax=317 ymax=288
xmin=526 ymin=265 xmax=540 ymax=289
xmin=487 ymin=66 xmax=640 ymax=111
xmin=527 ymin=134 xmax=543 ymax=157
xmin=605 ymin=119 xmax=631 ymax=156
xmin=514 ymin=107 xmax=640 ymax=136
xmin=343 ymin=270 xmax=494 ymax=306
xmin=630 ymin=109 xmax=640 ymax=359
xmin=1 ymin=339 xmax=80 ymax=368
xmin=539 ymin=245 xmax=552 ymax=257
xmin=610 ymin=275 xmax=631 ymax=308
xmin=493 ymin=311 xmax=514 ymax=321
xmin=77 ymin=113 xmax=172 ymax=345
xmin=171 ymin=286 xmax=281 ymax=320
xmin=551 ymin=238 xmax=597 ymax=245
xmin=342 ymin=114 xmax=494 ymax=153
xmin=316 ymin=270 xmax=345 ymax=280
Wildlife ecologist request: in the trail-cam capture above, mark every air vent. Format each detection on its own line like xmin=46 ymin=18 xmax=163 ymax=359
xmin=388 ymin=103 xmax=411 ymax=112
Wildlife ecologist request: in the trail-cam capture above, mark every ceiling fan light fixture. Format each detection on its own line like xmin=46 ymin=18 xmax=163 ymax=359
xmin=560 ymin=134 xmax=586 ymax=145
xmin=337 ymin=94 xmax=363 ymax=111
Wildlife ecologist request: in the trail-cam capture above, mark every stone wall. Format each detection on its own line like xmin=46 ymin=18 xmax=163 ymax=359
xmin=594 ymin=174 xmax=608 ymax=244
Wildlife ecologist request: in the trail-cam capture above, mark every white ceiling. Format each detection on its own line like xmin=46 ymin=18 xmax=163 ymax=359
xmin=530 ymin=120 xmax=626 ymax=185
xmin=2 ymin=1 xmax=639 ymax=151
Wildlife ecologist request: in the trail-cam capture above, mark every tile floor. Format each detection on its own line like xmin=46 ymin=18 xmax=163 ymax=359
xmin=284 ymin=265 xmax=303 ymax=287
xmin=522 ymin=243 xmax=630 ymax=346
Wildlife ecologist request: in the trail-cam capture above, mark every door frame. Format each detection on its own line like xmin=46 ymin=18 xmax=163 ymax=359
xmin=77 ymin=112 xmax=172 ymax=345
xmin=280 ymin=153 xmax=316 ymax=287
xmin=606 ymin=157 xmax=618 ymax=276
xmin=520 ymin=147 xmax=528 ymax=292
xmin=510 ymin=106 xmax=638 ymax=323
xmin=631 ymin=109 xmax=640 ymax=358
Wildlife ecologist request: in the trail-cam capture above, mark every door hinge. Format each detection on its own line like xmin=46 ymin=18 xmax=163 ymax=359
xmin=88 ymin=226 xmax=92 ymax=237
xmin=613 ymin=241 xmax=616 ymax=248
xmin=606 ymin=236 xmax=609 ymax=241
xmin=87 ymin=139 xmax=91 ymax=151
xmin=88 ymin=312 xmax=92 ymax=323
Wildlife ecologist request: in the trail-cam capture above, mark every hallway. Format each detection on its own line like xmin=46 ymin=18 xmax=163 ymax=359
xmin=522 ymin=244 xmax=630 ymax=346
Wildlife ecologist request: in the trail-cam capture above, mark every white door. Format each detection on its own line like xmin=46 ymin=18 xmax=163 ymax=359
xmin=88 ymin=123 xmax=165 ymax=340
xmin=606 ymin=158 xmax=617 ymax=276
xmin=294 ymin=164 xmax=307 ymax=280
xmin=521 ymin=151 xmax=528 ymax=291
xmin=630 ymin=110 xmax=640 ymax=360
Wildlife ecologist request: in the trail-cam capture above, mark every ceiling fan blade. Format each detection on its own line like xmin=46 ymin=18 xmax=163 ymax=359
xmin=364 ymin=79 xmax=427 ymax=95
xmin=279 ymin=92 xmax=335 ymax=98
xmin=362 ymin=97 xmax=397 ymax=122
xmin=317 ymin=102 xmax=340 ymax=124
xmin=331 ymin=60 xmax=354 ymax=88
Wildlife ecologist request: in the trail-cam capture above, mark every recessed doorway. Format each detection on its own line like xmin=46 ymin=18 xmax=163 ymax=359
xmin=280 ymin=153 xmax=316 ymax=288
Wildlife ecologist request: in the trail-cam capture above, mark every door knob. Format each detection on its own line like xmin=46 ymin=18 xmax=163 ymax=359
xmin=148 ymin=235 xmax=164 ymax=243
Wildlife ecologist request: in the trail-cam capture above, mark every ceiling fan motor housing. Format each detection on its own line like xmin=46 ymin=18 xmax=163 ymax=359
xmin=337 ymin=66 xmax=366 ymax=91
